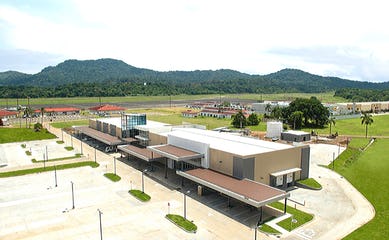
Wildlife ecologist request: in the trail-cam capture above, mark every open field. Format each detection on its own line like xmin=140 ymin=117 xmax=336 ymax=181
xmin=0 ymin=91 xmax=346 ymax=106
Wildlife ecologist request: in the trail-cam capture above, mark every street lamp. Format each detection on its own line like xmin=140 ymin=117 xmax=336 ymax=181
xmin=94 ymin=146 xmax=97 ymax=163
xmin=290 ymin=215 xmax=297 ymax=231
xmin=113 ymin=157 xmax=116 ymax=175
xmin=183 ymin=190 xmax=190 ymax=219
xmin=54 ymin=165 xmax=57 ymax=187
xmin=71 ymin=181 xmax=75 ymax=209
xmin=141 ymin=169 xmax=148 ymax=193
xmin=97 ymin=209 xmax=103 ymax=240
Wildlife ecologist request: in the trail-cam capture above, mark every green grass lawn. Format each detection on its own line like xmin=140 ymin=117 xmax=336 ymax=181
xmin=331 ymin=138 xmax=389 ymax=239
xmin=31 ymin=153 xmax=82 ymax=163
xmin=0 ymin=128 xmax=56 ymax=144
xmin=129 ymin=189 xmax=151 ymax=202
xmin=0 ymin=92 xmax=345 ymax=107
xmin=269 ymin=202 xmax=314 ymax=231
xmin=258 ymin=224 xmax=281 ymax=234
xmin=51 ymin=120 xmax=90 ymax=129
xmin=166 ymin=214 xmax=197 ymax=233
xmin=103 ymin=173 xmax=121 ymax=182
xmin=296 ymin=178 xmax=322 ymax=189
xmin=302 ymin=114 xmax=389 ymax=137
xmin=0 ymin=161 xmax=99 ymax=178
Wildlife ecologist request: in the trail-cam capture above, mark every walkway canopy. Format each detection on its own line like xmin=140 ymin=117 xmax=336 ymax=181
xmin=73 ymin=126 xmax=124 ymax=146
xmin=148 ymin=144 xmax=204 ymax=162
xmin=118 ymin=145 xmax=162 ymax=162
xmin=178 ymin=168 xmax=289 ymax=208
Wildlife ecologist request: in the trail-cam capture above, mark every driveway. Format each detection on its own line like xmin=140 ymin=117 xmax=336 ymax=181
xmin=283 ymin=144 xmax=375 ymax=240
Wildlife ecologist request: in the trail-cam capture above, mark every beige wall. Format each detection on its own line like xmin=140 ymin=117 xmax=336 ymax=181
xmin=116 ymin=127 xmax=121 ymax=137
xmin=149 ymin=132 xmax=167 ymax=146
xmin=209 ymin=149 xmax=234 ymax=176
xmin=253 ymin=147 xmax=302 ymax=185
xmin=89 ymin=119 xmax=97 ymax=129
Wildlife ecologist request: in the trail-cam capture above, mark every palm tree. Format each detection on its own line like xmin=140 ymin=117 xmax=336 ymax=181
xmin=40 ymin=107 xmax=45 ymax=124
xmin=328 ymin=116 xmax=336 ymax=135
xmin=361 ymin=113 xmax=374 ymax=138
xmin=290 ymin=111 xmax=303 ymax=130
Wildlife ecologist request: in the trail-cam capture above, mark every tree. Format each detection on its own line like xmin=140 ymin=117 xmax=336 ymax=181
xmin=40 ymin=107 xmax=45 ymax=124
xmin=34 ymin=122 xmax=43 ymax=132
xmin=231 ymin=110 xmax=247 ymax=128
xmin=328 ymin=116 xmax=336 ymax=135
xmin=265 ymin=103 xmax=272 ymax=114
xmin=247 ymin=113 xmax=260 ymax=126
xmin=361 ymin=113 xmax=373 ymax=138
xmin=284 ymin=97 xmax=329 ymax=128
xmin=270 ymin=106 xmax=283 ymax=121
xmin=289 ymin=111 xmax=303 ymax=130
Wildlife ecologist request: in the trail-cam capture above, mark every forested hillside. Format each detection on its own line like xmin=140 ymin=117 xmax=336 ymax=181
xmin=1 ymin=58 xmax=388 ymax=98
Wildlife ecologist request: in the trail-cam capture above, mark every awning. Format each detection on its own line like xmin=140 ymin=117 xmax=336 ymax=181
xmin=73 ymin=126 xmax=124 ymax=146
xmin=270 ymin=168 xmax=301 ymax=177
xmin=148 ymin=144 xmax=204 ymax=161
xmin=118 ymin=145 xmax=162 ymax=162
xmin=178 ymin=168 xmax=289 ymax=208
xmin=135 ymin=135 xmax=149 ymax=141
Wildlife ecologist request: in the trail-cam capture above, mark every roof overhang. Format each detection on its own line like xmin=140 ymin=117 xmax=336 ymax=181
xmin=178 ymin=169 xmax=289 ymax=208
xmin=73 ymin=126 xmax=124 ymax=146
xmin=148 ymin=144 xmax=204 ymax=161
xmin=118 ymin=145 xmax=161 ymax=162
xmin=270 ymin=168 xmax=301 ymax=177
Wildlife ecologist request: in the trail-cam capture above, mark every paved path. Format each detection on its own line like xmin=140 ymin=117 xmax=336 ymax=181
xmin=283 ymin=144 xmax=375 ymax=240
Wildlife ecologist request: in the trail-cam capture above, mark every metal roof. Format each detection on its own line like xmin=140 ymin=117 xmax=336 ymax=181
xmin=178 ymin=168 xmax=289 ymax=208
xmin=148 ymin=144 xmax=204 ymax=161
xmin=118 ymin=145 xmax=161 ymax=161
xmin=73 ymin=126 xmax=124 ymax=146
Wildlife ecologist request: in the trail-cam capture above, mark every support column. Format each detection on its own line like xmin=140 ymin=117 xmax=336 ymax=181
xmin=165 ymin=158 xmax=168 ymax=179
xmin=284 ymin=198 xmax=287 ymax=214
xmin=259 ymin=206 xmax=263 ymax=224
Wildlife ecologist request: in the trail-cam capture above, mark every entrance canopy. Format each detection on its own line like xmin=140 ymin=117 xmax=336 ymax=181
xmin=118 ymin=145 xmax=162 ymax=162
xmin=270 ymin=168 xmax=301 ymax=177
xmin=178 ymin=168 xmax=289 ymax=208
xmin=74 ymin=126 xmax=124 ymax=146
xmin=148 ymin=144 xmax=204 ymax=161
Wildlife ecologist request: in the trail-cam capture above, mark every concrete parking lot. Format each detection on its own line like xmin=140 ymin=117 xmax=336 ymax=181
xmin=0 ymin=129 xmax=375 ymax=240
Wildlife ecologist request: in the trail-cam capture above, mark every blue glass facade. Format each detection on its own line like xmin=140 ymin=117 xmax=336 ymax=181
xmin=121 ymin=113 xmax=146 ymax=138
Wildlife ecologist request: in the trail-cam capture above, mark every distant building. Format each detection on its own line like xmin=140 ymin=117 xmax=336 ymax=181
xmin=252 ymin=101 xmax=289 ymax=114
xmin=199 ymin=107 xmax=249 ymax=119
xmin=0 ymin=109 xmax=18 ymax=119
xmin=34 ymin=107 xmax=80 ymax=116
xmin=89 ymin=104 xmax=125 ymax=115
xmin=181 ymin=110 xmax=199 ymax=118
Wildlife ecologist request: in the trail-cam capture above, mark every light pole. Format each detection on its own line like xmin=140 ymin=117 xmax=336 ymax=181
xmin=113 ymin=157 xmax=116 ymax=175
xmin=94 ymin=147 xmax=97 ymax=163
xmin=46 ymin=145 xmax=48 ymax=162
xmin=80 ymin=140 xmax=83 ymax=155
xmin=71 ymin=181 xmax=75 ymax=209
xmin=54 ymin=165 xmax=57 ymax=187
xmin=61 ymin=129 xmax=64 ymax=141
xmin=71 ymin=135 xmax=73 ymax=147
xmin=97 ymin=209 xmax=103 ymax=240
xmin=183 ymin=190 xmax=190 ymax=219
xmin=141 ymin=169 xmax=148 ymax=193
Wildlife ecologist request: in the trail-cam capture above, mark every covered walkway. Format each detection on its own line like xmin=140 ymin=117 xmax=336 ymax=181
xmin=73 ymin=126 xmax=124 ymax=146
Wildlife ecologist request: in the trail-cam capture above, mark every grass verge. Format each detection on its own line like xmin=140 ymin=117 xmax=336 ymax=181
xmin=296 ymin=178 xmax=322 ymax=190
xmin=129 ymin=189 xmax=151 ymax=202
xmin=0 ymin=128 xmax=56 ymax=144
xmin=31 ymin=153 xmax=82 ymax=163
xmin=65 ymin=146 xmax=74 ymax=151
xmin=269 ymin=202 xmax=313 ymax=231
xmin=25 ymin=150 xmax=31 ymax=156
xmin=334 ymin=138 xmax=389 ymax=239
xmin=0 ymin=161 xmax=99 ymax=178
xmin=166 ymin=214 xmax=197 ymax=233
xmin=258 ymin=224 xmax=281 ymax=234
xmin=56 ymin=140 xmax=64 ymax=144
xmin=104 ymin=173 xmax=121 ymax=182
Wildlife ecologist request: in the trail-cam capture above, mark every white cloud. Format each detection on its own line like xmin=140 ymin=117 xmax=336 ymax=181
xmin=0 ymin=0 xmax=389 ymax=81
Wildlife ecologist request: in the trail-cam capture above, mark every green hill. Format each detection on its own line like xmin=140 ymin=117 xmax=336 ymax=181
xmin=0 ymin=58 xmax=389 ymax=98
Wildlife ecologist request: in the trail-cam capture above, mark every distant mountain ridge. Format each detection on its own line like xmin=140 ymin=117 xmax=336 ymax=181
xmin=0 ymin=58 xmax=388 ymax=98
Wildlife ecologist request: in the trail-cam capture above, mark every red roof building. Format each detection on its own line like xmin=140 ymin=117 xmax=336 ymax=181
xmin=89 ymin=104 xmax=125 ymax=113
xmin=34 ymin=107 xmax=80 ymax=115
xmin=0 ymin=109 xmax=18 ymax=119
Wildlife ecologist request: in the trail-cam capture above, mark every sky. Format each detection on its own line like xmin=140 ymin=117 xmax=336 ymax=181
xmin=1 ymin=0 xmax=389 ymax=82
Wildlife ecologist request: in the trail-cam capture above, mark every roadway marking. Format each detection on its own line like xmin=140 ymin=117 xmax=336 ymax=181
xmin=295 ymin=228 xmax=315 ymax=240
